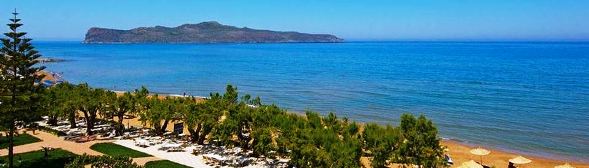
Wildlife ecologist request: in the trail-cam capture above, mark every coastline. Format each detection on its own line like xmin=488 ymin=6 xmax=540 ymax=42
xmin=108 ymin=91 xmax=589 ymax=168
xmin=42 ymin=70 xmax=588 ymax=167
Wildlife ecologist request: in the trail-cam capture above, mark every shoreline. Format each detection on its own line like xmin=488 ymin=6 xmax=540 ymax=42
xmin=43 ymin=73 xmax=588 ymax=167
xmin=107 ymin=89 xmax=589 ymax=168
xmin=443 ymin=137 xmax=589 ymax=164
xmin=115 ymin=110 xmax=589 ymax=168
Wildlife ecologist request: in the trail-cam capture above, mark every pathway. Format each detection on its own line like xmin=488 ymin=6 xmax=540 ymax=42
xmin=0 ymin=130 xmax=163 ymax=166
xmin=132 ymin=156 xmax=162 ymax=165
xmin=0 ymin=130 xmax=111 ymax=156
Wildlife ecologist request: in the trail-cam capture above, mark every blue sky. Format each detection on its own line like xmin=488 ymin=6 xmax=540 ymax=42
xmin=1 ymin=0 xmax=589 ymax=41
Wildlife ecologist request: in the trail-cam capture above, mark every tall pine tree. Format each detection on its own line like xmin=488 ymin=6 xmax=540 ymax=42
xmin=0 ymin=9 xmax=45 ymax=168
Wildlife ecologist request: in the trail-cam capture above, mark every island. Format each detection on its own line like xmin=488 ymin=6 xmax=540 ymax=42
xmin=83 ymin=21 xmax=343 ymax=43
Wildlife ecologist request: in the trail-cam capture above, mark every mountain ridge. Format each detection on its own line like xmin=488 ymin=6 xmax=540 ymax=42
xmin=84 ymin=21 xmax=343 ymax=43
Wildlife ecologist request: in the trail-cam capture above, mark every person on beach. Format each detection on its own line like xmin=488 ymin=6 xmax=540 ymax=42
xmin=31 ymin=123 xmax=37 ymax=135
xmin=508 ymin=162 xmax=516 ymax=168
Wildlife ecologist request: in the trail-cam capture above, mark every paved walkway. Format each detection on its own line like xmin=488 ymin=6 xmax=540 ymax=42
xmin=0 ymin=130 xmax=162 ymax=166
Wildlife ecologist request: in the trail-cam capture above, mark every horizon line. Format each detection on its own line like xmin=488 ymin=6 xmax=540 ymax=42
xmin=31 ymin=39 xmax=589 ymax=43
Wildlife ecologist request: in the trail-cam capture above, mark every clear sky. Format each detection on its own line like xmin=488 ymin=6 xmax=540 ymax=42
xmin=1 ymin=0 xmax=589 ymax=41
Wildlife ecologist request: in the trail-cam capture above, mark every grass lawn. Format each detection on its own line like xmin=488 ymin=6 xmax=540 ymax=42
xmin=0 ymin=133 xmax=42 ymax=149
xmin=0 ymin=148 xmax=79 ymax=168
xmin=145 ymin=160 xmax=191 ymax=168
xmin=90 ymin=142 xmax=151 ymax=158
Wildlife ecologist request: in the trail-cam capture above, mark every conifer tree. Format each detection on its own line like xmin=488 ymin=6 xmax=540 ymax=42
xmin=0 ymin=10 xmax=45 ymax=168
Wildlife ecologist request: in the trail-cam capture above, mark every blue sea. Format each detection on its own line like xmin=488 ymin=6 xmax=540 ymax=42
xmin=35 ymin=41 xmax=589 ymax=162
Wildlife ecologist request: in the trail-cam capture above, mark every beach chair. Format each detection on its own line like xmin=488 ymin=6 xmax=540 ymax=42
xmin=63 ymin=135 xmax=77 ymax=141
xmin=508 ymin=162 xmax=517 ymax=168
xmin=75 ymin=135 xmax=96 ymax=143
xmin=164 ymin=144 xmax=184 ymax=152
xmin=166 ymin=145 xmax=185 ymax=152
xmin=475 ymin=161 xmax=491 ymax=168
xmin=445 ymin=154 xmax=453 ymax=165
xmin=75 ymin=136 xmax=88 ymax=143
xmin=192 ymin=148 xmax=200 ymax=155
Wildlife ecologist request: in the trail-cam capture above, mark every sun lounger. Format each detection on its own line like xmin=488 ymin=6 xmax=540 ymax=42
xmin=100 ymin=133 xmax=115 ymax=140
xmin=167 ymin=146 xmax=185 ymax=152
xmin=445 ymin=154 xmax=453 ymax=165
xmin=135 ymin=139 xmax=149 ymax=147
xmin=75 ymin=135 xmax=97 ymax=143
xmin=74 ymin=136 xmax=87 ymax=143
xmin=63 ymin=135 xmax=78 ymax=141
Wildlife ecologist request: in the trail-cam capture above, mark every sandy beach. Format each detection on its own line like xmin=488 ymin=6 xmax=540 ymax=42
xmin=101 ymin=89 xmax=589 ymax=168
xmin=35 ymin=80 xmax=589 ymax=168
xmin=45 ymin=75 xmax=583 ymax=168
xmin=4 ymin=1 xmax=588 ymax=167
xmin=108 ymin=108 xmax=589 ymax=168
xmin=443 ymin=141 xmax=589 ymax=168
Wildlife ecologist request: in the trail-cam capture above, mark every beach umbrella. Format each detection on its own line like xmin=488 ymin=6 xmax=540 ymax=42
xmin=469 ymin=147 xmax=490 ymax=164
xmin=554 ymin=163 xmax=575 ymax=168
xmin=509 ymin=155 xmax=532 ymax=165
xmin=469 ymin=147 xmax=490 ymax=155
xmin=458 ymin=160 xmax=483 ymax=168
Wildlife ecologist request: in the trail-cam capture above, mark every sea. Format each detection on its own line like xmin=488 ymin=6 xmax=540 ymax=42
xmin=35 ymin=41 xmax=589 ymax=162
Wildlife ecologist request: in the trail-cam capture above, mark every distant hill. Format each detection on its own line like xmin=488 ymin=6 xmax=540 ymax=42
xmin=84 ymin=21 xmax=343 ymax=43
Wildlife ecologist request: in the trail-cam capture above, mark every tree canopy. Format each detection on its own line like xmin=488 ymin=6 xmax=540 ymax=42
xmin=0 ymin=10 xmax=45 ymax=168
xmin=41 ymin=83 xmax=447 ymax=167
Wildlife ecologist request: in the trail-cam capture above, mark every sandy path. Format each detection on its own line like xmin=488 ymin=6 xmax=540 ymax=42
xmin=132 ymin=156 xmax=162 ymax=165
xmin=0 ymin=131 xmax=111 ymax=156
xmin=0 ymin=130 xmax=163 ymax=166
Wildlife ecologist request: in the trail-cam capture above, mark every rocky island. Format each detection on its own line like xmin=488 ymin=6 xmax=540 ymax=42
xmin=84 ymin=21 xmax=343 ymax=43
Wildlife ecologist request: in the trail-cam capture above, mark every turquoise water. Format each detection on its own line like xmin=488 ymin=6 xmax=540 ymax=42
xmin=36 ymin=41 xmax=589 ymax=161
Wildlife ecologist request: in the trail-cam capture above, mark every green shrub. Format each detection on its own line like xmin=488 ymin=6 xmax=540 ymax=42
xmin=65 ymin=154 xmax=142 ymax=168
